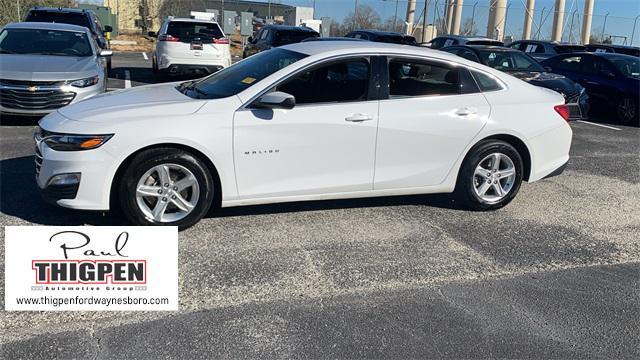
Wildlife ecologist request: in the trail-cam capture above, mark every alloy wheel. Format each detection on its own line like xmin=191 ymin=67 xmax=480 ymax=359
xmin=618 ymin=98 xmax=636 ymax=124
xmin=472 ymin=153 xmax=517 ymax=204
xmin=135 ymin=164 xmax=200 ymax=222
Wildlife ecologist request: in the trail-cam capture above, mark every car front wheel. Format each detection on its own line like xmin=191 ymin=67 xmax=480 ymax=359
xmin=118 ymin=148 xmax=215 ymax=229
xmin=455 ymin=140 xmax=524 ymax=210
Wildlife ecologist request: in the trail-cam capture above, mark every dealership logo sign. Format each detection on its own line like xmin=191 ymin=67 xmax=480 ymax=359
xmin=5 ymin=226 xmax=178 ymax=311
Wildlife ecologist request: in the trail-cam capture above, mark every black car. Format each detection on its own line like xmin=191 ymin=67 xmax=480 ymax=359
xmin=585 ymin=44 xmax=640 ymax=57
xmin=243 ymin=25 xmax=318 ymax=58
xmin=542 ymin=52 xmax=639 ymax=125
xmin=428 ymin=35 xmax=503 ymax=49
xmin=345 ymin=30 xmax=417 ymax=45
xmin=24 ymin=7 xmax=112 ymax=70
xmin=507 ymin=40 xmax=585 ymax=62
xmin=444 ymin=45 xmax=589 ymax=120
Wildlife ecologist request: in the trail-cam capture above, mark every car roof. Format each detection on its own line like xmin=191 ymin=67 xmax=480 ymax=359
xmin=168 ymin=17 xmax=219 ymax=24
xmin=458 ymin=45 xmax=512 ymax=51
xmin=263 ymin=25 xmax=317 ymax=32
xmin=351 ymin=29 xmax=408 ymax=37
xmin=281 ymin=40 xmax=460 ymax=58
xmin=587 ymin=43 xmax=640 ymax=50
xmin=436 ymin=35 xmax=496 ymax=41
xmin=593 ymin=52 xmax=639 ymax=60
xmin=3 ymin=21 xmax=89 ymax=32
xmin=28 ymin=7 xmax=88 ymax=14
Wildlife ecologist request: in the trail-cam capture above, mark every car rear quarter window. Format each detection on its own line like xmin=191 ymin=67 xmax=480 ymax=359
xmin=471 ymin=71 xmax=503 ymax=92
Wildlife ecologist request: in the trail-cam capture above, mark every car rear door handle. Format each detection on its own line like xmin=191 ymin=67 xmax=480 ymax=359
xmin=455 ymin=107 xmax=478 ymax=116
xmin=345 ymin=114 xmax=373 ymax=122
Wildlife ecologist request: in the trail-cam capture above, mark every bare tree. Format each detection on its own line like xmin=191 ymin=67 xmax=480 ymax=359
xmin=340 ymin=4 xmax=381 ymax=34
xmin=0 ymin=0 xmax=75 ymax=27
xmin=459 ymin=18 xmax=478 ymax=36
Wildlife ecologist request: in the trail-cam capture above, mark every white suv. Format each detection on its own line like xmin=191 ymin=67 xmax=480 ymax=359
xmin=151 ymin=17 xmax=231 ymax=79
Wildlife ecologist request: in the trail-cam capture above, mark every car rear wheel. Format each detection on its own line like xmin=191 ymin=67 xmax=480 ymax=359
xmin=119 ymin=148 xmax=215 ymax=229
xmin=455 ymin=140 xmax=524 ymax=210
xmin=617 ymin=96 xmax=638 ymax=126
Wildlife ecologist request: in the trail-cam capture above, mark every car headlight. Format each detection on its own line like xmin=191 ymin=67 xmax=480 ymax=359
xmin=68 ymin=76 xmax=100 ymax=88
xmin=40 ymin=131 xmax=113 ymax=151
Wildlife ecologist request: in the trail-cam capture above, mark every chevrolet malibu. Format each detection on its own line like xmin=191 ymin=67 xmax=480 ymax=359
xmin=36 ymin=42 xmax=573 ymax=228
xmin=0 ymin=22 xmax=111 ymax=116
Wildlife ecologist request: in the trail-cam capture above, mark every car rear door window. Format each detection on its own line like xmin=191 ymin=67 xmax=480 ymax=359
xmin=388 ymin=59 xmax=477 ymax=98
xmin=277 ymin=58 xmax=370 ymax=104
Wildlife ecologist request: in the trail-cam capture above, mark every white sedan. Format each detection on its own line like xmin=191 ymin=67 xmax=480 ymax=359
xmin=36 ymin=42 xmax=572 ymax=228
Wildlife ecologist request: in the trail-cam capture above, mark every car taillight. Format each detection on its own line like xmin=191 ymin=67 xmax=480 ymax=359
xmin=214 ymin=38 xmax=229 ymax=44
xmin=158 ymin=34 xmax=180 ymax=42
xmin=554 ymin=104 xmax=571 ymax=122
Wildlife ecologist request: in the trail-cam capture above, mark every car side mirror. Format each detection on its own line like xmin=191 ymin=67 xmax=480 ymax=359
xmin=148 ymin=31 xmax=157 ymax=38
xmin=254 ymin=92 xmax=295 ymax=110
xmin=104 ymin=25 xmax=113 ymax=33
xmin=247 ymin=36 xmax=254 ymax=44
xmin=99 ymin=50 xmax=113 ymax=57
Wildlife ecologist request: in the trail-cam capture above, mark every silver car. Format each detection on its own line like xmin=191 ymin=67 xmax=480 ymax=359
xmin=0 ymin=22 xmax=111 ymax=116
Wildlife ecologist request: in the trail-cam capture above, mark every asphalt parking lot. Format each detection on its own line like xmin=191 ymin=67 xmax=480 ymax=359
xmin=1 ymin=52 xmax=639 ymax=358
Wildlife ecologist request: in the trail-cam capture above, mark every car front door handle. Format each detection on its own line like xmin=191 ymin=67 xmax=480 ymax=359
xmin=455 ymin=107 xmax=478 ymax=116
xmin=345 ymin=114 xmax=373 ymax=122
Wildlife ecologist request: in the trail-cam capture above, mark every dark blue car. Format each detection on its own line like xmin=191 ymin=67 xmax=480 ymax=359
xmin=542 ymin=52 xmax=639 ymax=126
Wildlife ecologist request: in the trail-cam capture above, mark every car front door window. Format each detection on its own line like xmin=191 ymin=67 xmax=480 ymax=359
xmin=277 ymin=59 xmax=370 ymax=104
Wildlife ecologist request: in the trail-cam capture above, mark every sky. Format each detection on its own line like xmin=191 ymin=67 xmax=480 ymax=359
xmin=83 ymin=0 xmax=640 ymax=45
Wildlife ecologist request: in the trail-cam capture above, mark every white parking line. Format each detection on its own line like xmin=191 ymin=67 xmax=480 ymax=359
xmin=575 ymin=120 xmax=621 ymax=131
xmin=124 ymin=70 xmax=132 ymax=89
xmin=142 ymin=52 xmax=149 ymax=60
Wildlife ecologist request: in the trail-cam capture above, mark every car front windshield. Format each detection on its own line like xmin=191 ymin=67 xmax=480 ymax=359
xmin=610 ymin=57 xmax=640 ymax=79
xmin=182 ymin=48 xmax=308 ymax=99
xmin=478 ymin=50 xmax=545 ymax=72
xmin=0 ymin=29 xmax=93 ymax=57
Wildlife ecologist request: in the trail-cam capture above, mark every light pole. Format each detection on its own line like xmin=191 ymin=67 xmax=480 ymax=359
xmin=470 ymin=2 xmax=478 ymax=36
xmin=601 ymin=12 xmax=610 ymax=42
xmin=394 ymin=0 xmax=399 ymax=31
xmin=631 ymin=14 xmax=640 ymax=46
xmin=353 ymin=0 xmax=358 ymax=31
xmin=536 ymin=7 xmax=546 ymax=40
xmin=568 ymin=8 xmax=578 ymax=44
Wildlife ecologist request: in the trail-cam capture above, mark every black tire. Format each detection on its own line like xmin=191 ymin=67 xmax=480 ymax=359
xmin=616 ymin=96 xmax=639 ymax=126
xmin=118 ymin=148 xmax=215 ymax=229
xmin=454 ymin=140 xmax=524 ymax=211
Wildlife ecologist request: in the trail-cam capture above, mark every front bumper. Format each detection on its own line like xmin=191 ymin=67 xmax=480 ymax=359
xmin=0 ymin=81 xmax=104 ymax=116
xmin=35 ymin=136 xmax=115 ymax=211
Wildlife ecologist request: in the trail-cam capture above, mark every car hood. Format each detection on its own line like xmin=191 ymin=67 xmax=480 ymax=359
xmin=0 ymin=54 xmax=98 ymax=81
xmin=508 ymin=71 xmax=581 ymax=95
xmin=57 ymin=82 xmax=207 ymax=123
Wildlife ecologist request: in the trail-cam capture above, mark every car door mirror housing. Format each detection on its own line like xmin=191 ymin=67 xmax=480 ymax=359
xmin=254 ymin=92 xmax=296 ymax=110
xmin=104 ymin=25 xmax=113 ymax=33
xmin=99 ymin=50 xmax=113 ymax=57
xmin=247 ymin=36 xmax=253 ymax=43
xmin=148 ymin=31 xmax=157 ymax=38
